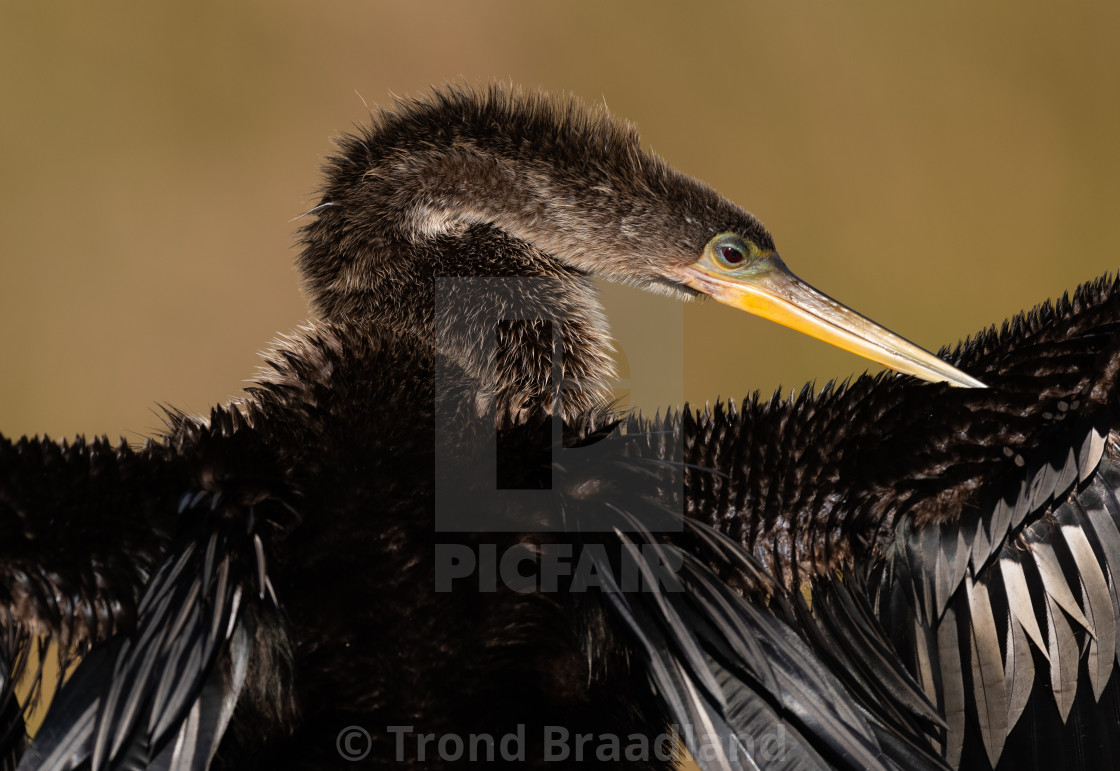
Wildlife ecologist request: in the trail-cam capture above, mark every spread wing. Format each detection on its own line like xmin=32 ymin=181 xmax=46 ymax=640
xmin=0 ymin=435 xmax=173 ymax=767
xmin=872 ymin=275 xmax=1120 ymax=769
xmin=554 ymin=417 xmax=948 ymax=771
xmin=2 ymin=412 xmax=296 ymax=771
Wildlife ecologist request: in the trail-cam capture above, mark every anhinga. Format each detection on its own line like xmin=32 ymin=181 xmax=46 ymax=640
xmin=0 ymin=86 xmax=1116 ymax=771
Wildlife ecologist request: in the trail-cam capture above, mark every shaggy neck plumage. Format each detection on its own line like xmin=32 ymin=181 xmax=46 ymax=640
xmin=292 ymin=87 xmax=770 ymax=418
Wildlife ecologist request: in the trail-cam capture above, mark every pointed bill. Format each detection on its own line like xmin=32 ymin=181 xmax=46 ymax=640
xmin=678 ymin=254 xmax=986 ymax=388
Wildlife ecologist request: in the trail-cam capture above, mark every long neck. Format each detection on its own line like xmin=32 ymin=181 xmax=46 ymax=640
xmin=293 ymin=90 xmax=753 ymax=418
xmin=298 ymin=129 xmax=637 ymax=418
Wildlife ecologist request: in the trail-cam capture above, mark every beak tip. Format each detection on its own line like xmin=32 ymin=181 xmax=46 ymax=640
xmin=956 ymin=375 xmax=988 ymax=389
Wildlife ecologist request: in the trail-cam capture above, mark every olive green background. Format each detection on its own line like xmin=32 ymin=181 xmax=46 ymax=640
xmin=1 ymin=2 xmax=1118 ymax=435
xmin=2 ymin=0 xmax=1119 ymax=758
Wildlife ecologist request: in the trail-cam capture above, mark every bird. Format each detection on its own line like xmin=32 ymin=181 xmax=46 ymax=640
xmin=0 ymin=84 xmax=1116 ymax=771
xmin=294 ymin=85 xmax=982 ymax=421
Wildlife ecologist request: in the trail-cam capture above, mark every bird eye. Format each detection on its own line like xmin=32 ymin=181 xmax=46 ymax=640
xmin=708 ymin=234 xmax=753 ymax=270
xmin=718 ymin=244 xmax=745 ymax=265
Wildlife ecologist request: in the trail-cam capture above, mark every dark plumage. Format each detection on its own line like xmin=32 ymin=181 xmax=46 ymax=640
xmin=1 ymin=85 xmax=1118 ymax=771
xmin=297 ymin=86 xmax=978 ymax=421
xmin=644 ymin=274 xmax=1120 ymax=770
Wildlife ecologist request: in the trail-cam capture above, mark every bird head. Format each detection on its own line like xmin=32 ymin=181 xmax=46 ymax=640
xmin=296 ymin=85 xmax=982 ymax=422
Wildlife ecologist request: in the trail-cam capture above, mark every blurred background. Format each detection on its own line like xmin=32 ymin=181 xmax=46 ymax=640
xmin=1 ymin=0 xmax=1119 ymax=759
xmin=1 ymin=1 xmax=1118 ymax=438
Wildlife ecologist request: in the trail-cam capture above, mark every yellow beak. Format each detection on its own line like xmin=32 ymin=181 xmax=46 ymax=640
xmin=677 ymin=252 xmax=985 ymax=388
